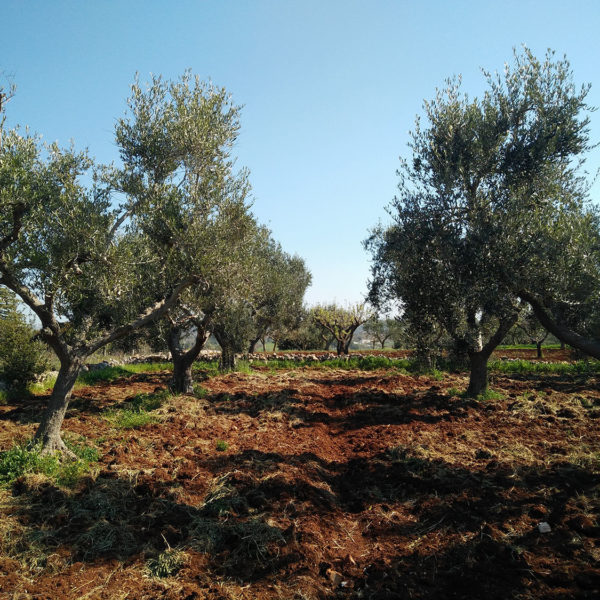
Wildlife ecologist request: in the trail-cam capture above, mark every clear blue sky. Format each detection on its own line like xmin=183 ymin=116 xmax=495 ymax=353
xmin=3 ymin=0 xmax=600 ymax=306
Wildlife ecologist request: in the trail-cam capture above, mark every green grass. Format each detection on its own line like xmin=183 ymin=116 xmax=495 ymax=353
xmin=28 ymin=362 xmax=174 ymax=395
xmin=489 ymin=359 xmax=600 ymax=375
xmin=192 ymin=360 xmax=220 ymax=378
xmin=192 ymin=383 xmax=209 ymax=399
xmin=496 ymin=343 xmax=562 ymax=350
xmin=474 ymin=388 xmax=504 ymax=402
xmin=215 ymin=440 xmax=229 ymax=452
xmin=259 ymin=355 xmax=414 ymax=372
xmin=103 ymin=389 xmax=170 ymax=429
xmin=108 ymin=410 xmax=158 ymax=429
xmin=0 ymin=439 xmax=100 ymax=487
xmin=76 ymin=362 xmax=172 ymax=386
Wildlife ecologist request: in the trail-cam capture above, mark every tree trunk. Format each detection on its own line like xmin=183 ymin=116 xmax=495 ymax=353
xmin=248 ymin=337 xmax=260 ymax=354
xmin=536 ymin=341 xmax=543 ymax=359
xmin=171 ymin=354 xmax=195 ymax=393
xmin=261 ymin=337 xmax=266 ymax=352
xmin=466 ymin=351 xmax=489 ymax=397
xmin=219 ymin=345 xmax=237 ymax=371
xmin=34 ymin=358 xmax=82 ymax=454
xmin=167 ymin=321 xmax=209 ymax=394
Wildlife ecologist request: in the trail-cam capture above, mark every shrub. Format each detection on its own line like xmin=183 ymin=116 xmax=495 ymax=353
xmin=0 ymin=289 xmax=49 ymax=393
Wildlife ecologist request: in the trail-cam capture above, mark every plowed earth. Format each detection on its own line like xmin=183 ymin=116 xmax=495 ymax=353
xmin=0 ymin=352 xmax=599 ymax=599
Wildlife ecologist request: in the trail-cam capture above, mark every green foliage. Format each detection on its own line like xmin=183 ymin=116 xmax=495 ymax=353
xmin=76 ymin=362 xmax=172 ymax=387
xmin=215 ymin=440 xmax=229 ymax=452
xmin=363 ymin=315 xmax=404 ymax=349
xmin=192 ymin=383 xmax=209 ymax=398
xmin=104 ymin=389 xmax=169 ymax=429
xmin=473 ymin=389 xmax=504 ymax=402
xmin=0 ymin=287 xmax=48 ymax=393
xmin=235 ymin=360 xmax=252 ymax=374
xmin=367 ymin=48 xmax=596 ymax=391
xmin=107 ymin=409 xmax=158 ymax=429
xmin=489 ymin=359 xmax=600 ymax=375
xmin=312 ymin=303 xmax=374 ymax=355
xmin=0 ymin=440 xmax=99 ymax=487
xmin=277 ymin=306 xmax=331 ymax=350
xmin=0 ymin=70 xmax=256 ymax=450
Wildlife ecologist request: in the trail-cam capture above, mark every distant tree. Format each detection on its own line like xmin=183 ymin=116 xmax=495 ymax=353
xmin=516 ymin=310 xmax=549 ymax=359
xmin=363 ymin=316 xmax=401 ymax=349
xmin=367 ymin=49 xmax=595 ymax=395
xmin=277 ymin=307 xmax=331 ymax=351
xmin=246 ymin=240 xmax=311 ymax=354
xmin=312 ymin=303 xmax=374 ymax=356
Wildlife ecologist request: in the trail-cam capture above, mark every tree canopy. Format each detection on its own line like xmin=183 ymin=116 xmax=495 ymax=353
xmin=367 ymin=48 xmax=598 ymax=395
xmin=0 ymin=73 xmax=254 ymax=452
xmin=312 ymin=303 xmax=373 ymax=355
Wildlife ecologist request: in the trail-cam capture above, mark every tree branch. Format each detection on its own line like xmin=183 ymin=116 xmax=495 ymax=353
xmin=518 ymin=290 xmax=600 ymax=359
xmin=0 ymin=267 xmax=71 ymax=361
xmin=0 ymin=202 xmax=27 ymax=253
xmin=84 ymin=275 xmax=201 ymax=355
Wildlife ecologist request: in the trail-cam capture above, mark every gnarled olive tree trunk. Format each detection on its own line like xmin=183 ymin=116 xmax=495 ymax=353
xmin=34 ymin=356 xmax=83 ymax=455
xmin=464 ymin=314 xmax=518 ymax=397
xmin=248 ymin=336 xmax=261 ymax=354
xmin=466 ymin=350 xmax=491 ymax=397
xmin=167 ymin=321 xmax=210 ymax=394
xmin=213 ymin=328 xmax=238 ymax=371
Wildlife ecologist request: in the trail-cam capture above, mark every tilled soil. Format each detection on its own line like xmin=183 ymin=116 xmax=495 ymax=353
xmin=0 ymin=363 xmax=599 ymax=599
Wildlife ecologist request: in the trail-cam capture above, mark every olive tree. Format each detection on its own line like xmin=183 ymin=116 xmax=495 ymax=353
xmin=367 ymin=49 xmax=593 ymax=395
xmin=207 ymin=225 xmax=311 ymax=369
xmin=277 ymin=307 xmax=331 ymax=351
xmin=246 ymin=243 xmax=311 ymax=353
xmin=516 ymin=310 xmax=549 ymax=359
xmin=363 ymin=315 xmax=401 ymax=349
xmin=0 ymin=73 xmax=249 ymax=453
xmin=312 ymin=303 xmax=374 ymax=355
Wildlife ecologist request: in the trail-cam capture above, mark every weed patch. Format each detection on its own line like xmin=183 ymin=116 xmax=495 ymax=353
xmin=0 ymin=440 xmax=99 ymax=487
xmin=215 ymin=440 xmax=229 ymax=452
xmin=146 ymin=546 xmax=187 ymax=578
xmin=489 ymin=359 xmax=600 ymax=376
xmin=193 ymin=383 xmax=209 ymax=398
xmin=77 ymin=362 xmax=172 ymax=387
xmin=474 ymin=389 xmax=504 ymax=402
xmin=103 ymin=389 xmax=169 ymax=429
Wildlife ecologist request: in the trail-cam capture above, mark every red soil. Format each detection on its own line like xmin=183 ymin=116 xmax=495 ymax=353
xmin=0 ymin=363 xmax=598 ymax=599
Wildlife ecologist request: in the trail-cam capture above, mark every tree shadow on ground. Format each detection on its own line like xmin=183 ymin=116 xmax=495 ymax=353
xmin=6 ymin=439 xmax=599 ymax=597
xmin=7 ymin=469 xmax=294 ymax=583
xmin=188 ymin=445 xmax=600 ymax=597
xmin=207 ymin=385 xmax=476 ymax=431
